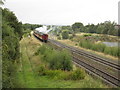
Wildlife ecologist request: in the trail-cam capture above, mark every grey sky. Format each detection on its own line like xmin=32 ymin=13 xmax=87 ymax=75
xmin=4 ymin=0 xmax=119 ymax=25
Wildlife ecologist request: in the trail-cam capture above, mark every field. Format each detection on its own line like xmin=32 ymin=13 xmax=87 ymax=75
xmin=57 ymin=33 xmax=119 ymax=60
xmin=14 ymin=35 xmax=108 ymax=88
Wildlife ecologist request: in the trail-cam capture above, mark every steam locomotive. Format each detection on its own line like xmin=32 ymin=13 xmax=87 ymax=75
xmin=33 ymin=30 xmax=48 ymax=43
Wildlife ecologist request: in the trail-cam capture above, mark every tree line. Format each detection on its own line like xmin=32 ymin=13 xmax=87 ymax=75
xmin=2 ymin=7 xmax=41 ymax=88
xmin=2 ymin=8 xmax=23 ymax=88
xmin=59 ymin=21 xmax=120 ymax=39
xmin=72 ymin=21 xmax=119 ymax=36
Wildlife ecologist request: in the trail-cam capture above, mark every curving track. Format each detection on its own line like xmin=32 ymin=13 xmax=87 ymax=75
xmin=49 ymin=39 xmax=120 ymax=87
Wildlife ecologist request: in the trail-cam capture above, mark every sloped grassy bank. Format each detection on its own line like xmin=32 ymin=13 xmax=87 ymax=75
xmin=35 ymin=44 xmax=85 ymax=80
xmin=16 ymin=36 xmax=108 ymax=88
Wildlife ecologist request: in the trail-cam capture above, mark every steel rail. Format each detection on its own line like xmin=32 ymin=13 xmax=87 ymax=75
xmin=48 ymin=39 xmax=120 ymax=87
xmin=49 ymin=39 xmax=120 ymax=71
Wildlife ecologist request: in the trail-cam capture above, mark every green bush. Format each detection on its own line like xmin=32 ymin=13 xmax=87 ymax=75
xmin=75 ymin=43 xmax=78 ymax=46
xmin=38 ymin=65 xmax=47 ymax=76
xmin=38 ymin=68 xmax=86 ymax=80
xmin=69 ymin=35 xmax=74 ymax=40
xmin=91 ymin=43 xmax=106 ymax=52
xmin=79 ymin=40 xmax=119 ymax=57
xmin=48 ymin=50 xmax=72 ymax=71
xmin=79 ymin=40 xmax=92 ymax=49
xmin=60 ymin=50 xmax=72 ymax=71
xmin=104 ymin=47 xmax=119 ymax=57
xmin=57 ymin=36 xmax=61 ymax=40
xmin=68 ymin=69 xmax=86 ymax=80
xmin=38 ymin=45 xmax=47 ymax=55
xmin=62 ymin=30 xmax=69 ymax=39
xmin=2 ymin=8 xmax=23 ymax=88
xmin=45 ymin=70 xmax=62 ymax=78
xmin=38 ymin=45 xmax=73 ymax=71
xmin=2 ymin=60 xmax=18 ymax=88
xmin=83 ymin=34 xmax=92 ymax=37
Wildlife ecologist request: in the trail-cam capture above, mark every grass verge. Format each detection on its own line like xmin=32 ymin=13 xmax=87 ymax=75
xmin=15 ymin=35 xmax=108 ymax=88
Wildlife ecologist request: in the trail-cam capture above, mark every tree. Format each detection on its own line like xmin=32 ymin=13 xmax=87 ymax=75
xmin=2 ymin=8 xmax=23 ymax=39
xmin=2 ymin=8 xmax=22 ymax=88
xmin=101 ymin=21 xmax=113 ymax=34
xmin=96 ymin=23 xmax=104 ymax=34
xmin=85 ymin=24 xmax=96 ymax=33
xmin=62 ymin=30 xmax=69 ymax=39
xmin=72 ymin=22 xmax=84 ymax=33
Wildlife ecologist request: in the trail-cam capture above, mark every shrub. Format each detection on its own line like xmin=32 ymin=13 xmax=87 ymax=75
xmin=75 ymin=43 xmax=78 ymax=46
xmin=111 ymin=47 xmax=119 ymax=57
xmin=79 ymin=40 xmax=119 ymax=57
xmin=62 ymin=30 xmax=69 ymax=39
xmin=45 ymin=70 xmax=62 ymax=78
xmin=68 ymin=68 xmax=85 ymax=80
xmin=60 ymin=50 xmax=72 ymax=71
xmin=38 ymin=45 xmax=47 ymax=55
xmin=91 ymin=43 xmax=106 ymax=52
xmin=57 ymin=36 xmax=61 ymax=40
xmin=104 ymin=47 xmax=119 ymax=57
xmin=79 ymin=40 xmax=92 ymax=49
xmin=69 ymin=35 xmax=74 ymax=40
xmin=48 ymin=50 xmax=72 ymax=71
xmin=38 ymin=65 xmax=47 ymax=76
xmin=83 ymin=34 xmax=92 ymax=37
xmin=39 ymin=69 xmax=86 ymax=80
xmin=37 ymin=45 xmax=73 ymax=71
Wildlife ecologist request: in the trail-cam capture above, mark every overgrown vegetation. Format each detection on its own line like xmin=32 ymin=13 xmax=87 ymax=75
xmin=51 ymin=21 xmax=119 ymax=40
xmin=36 ymin=45 xmax=72 ymax=71
xmin=1 ymin=4 xmax=44 ymax=87
xmin=62 ymin=30 xmax=69 ymax=39
xmin=79 ymin=39 xmax=119 ymax=57
xmin=22 ymin=23 xmax=42 ymax=31
xmin=36 ymin=65 xmax=86 ymax=81
xmin=2 ymin=8 xmax=23 ymax=88
xmin=72 ymin=21 xmax=119 ymax=36
xmin=16 ymin=36 xmax=107 ymax=88
xmin=35 ymin=44 xmax=86 ymax=80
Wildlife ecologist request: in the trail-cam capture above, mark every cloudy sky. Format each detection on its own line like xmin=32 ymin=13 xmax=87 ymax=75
xmin=4 ymin=0 xmax=119 ymax=25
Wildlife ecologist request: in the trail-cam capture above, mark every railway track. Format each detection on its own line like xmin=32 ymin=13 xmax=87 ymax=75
xmin=49 ymin=39 xmax=120 ymax=71
xmin=48 ymin=39 xmax=120 ymax=87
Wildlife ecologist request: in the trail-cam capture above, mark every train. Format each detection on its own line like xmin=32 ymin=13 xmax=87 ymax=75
xmin=33 ymin=30 xmax=48 ymax=43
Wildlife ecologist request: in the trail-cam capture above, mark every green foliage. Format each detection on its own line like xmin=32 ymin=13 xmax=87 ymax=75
xmin=83 ymin=33 xmax=92 ymax=37
xmin=22 ymin=23 xmax=42 ymax=31
xmin=2 ymin=8 xmax=23 ymax=88
xmin=79 ymin=40 xmax=92 ymax=49
xmin=61 ymin=26 xmax=72 ymax=31
xmin=2 ymin=8 xmax=23 ymax=39
xmin=104 ymin=47 xmax=119 ymax=57
xmin=45 ymin=70 xmax=63 ymax=79
xmin=71 ymin=21 xmax=118 ymax=36
xmin=57 ymin=36 xmax=61 ymax=40
xmin=2 ymin=60 xmax=17 ymax=88
xmin=62 ymin=30 xmax=69 ymax=39
xmin=68 ymin=69 xmax=85 ymax=80
xmin=79 ymin=40 xmax=119 ymax=57
xmin=38 ymin=67 xmax=86 ymax=80
xmin=38 ymin=65 xmax=47 ymax=76
xmin=37 ymin=45 xmax=73 ymax=71
xmin=85 ymin=24 xmax=97 ymax=33
xmin=37 ymin=45 xmax=47 ymax=55
xmin=72 ymin=22 xmax=84 ymax=33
